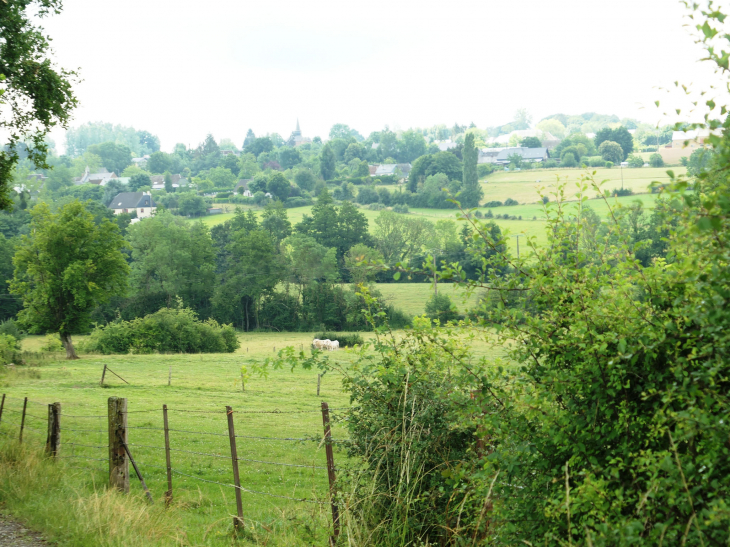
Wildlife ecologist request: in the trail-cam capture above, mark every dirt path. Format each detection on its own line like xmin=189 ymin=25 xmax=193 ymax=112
xmin=0 ymin=515 xmax=49 ymax=546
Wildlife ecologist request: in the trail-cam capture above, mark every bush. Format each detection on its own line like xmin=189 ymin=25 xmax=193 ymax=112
xmin=612 ymin=188 xmax=634 ymax=197
xmin=284 ymin=196 xmax=310 ymax=208
xmin=392 ymin=204 xmax=409 ymax=214
xmin=586 ymin=156 xmax=605 ymax=167
xmin=425 ymin=293 xmax=458 ymax=325
xmin=356 ymin=186 xmax=380 ymax=205
xmin=560 ymin=153 xmax=578 ymax=167
xmin=605 ymin=161 xmax=613 ymax=168
xmin=368 ymin=203 xmax=385 ymax=210
xmin=484 ymin=200 xmax=503 ymax=207
xmin=504 ymin=198 xmax=519 ymax=206
xmin=215 ymin=192 xmax=232 ymax=199
xmin=544 ymin=159 xmax=558 ymax=168
xmin=314 ymin=332 xmax=364 ymax=347
xmin=542 ymin=196 xmax=549 ymax=204
xmin=40 ymin=334 xmax=63 ymax=352
xmin=86 ymin=306 xmax=240 ymax=354
xmin=627 ymin=153 xmax=644 ymax=168
xmin=474 ymin=210 xmax=483 ymax=218
xmin=0 ymin=334 xmax=20 ymax=365
xmin=485 ymin=209 xmax=493 ymax=218
xmin=477 ymin=164 xmax=495 ymax=177
xmin=680 ymin=156 xmax=689 ymax=166
xmin=0 ymin=319 xmax=24 ymax=343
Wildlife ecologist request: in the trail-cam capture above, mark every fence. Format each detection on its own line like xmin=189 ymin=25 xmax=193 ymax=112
xmin=0 ymin=393 xmax=343 ymax=544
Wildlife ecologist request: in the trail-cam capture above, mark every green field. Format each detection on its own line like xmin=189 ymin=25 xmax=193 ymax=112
xmin=377 ymin=282 xmax=481 ymax=316
xmin=0 ymin=330 xmax=506 ymax=545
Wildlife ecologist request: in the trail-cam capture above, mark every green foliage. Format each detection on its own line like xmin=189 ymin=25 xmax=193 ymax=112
xmin=320 ymin=144 xmax=336 ymax=181
xmin=128 ymin=173 xmax=152 ymax=191
xmin=424 ymin=293 xmax=458 ymax=324
xmin=86 ymin=141 xmax=132 ymax=174
xmin=649 ymin=152 xmax=664 ymax=167
xmin=313 ymin=332 xmax=363 ymax=347
xmin=177 ymin=194 xmax=206 ymax=217
xmin=0 ymin=333 xmax=20 ymax=364
xmin=460 ymin=133 xmax=482 ymax=208
xmin=355 ymin=186 xmax=379 ymax=205
xmin=687 ymin=147 xmax=715 ymax=177
xmin=147 ymin=151 xmax=172 ymax=174
xmin=0 ymin=0 xmax=78 ymax=210
xmin=266 ymin=172 xmax=291 ymax=201
xmin=595 ymin=126 xmax=634 ymax=159
xmin=560 ymin=152 xmax=577 ymax=167
xmin=520 ymin=136 xmax=542 ymax=148
xmin=10 ymin=200 xmax=128 ymax=358
xmin=0 ymin=319 xmax=24 ymax=342
xmin=86 ymin=305 xmax=239 ymax=354
xmin=39 ymin=333 xmax=62 ymax=352
xmin=504 ymin=197 xmax=518 ymax=206
xmin=627 ymin=153 xmax=644 ymax=167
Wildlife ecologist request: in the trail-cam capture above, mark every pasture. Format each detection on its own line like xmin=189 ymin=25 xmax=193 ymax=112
xmin=3 ymin=330 xmax=507 ymax=545
xmin=376 ymin=282 xmax=481 ymax=316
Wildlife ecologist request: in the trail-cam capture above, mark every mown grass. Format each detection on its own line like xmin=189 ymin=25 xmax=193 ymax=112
xmin=376 ymin=283 xmax=481 ymax=316
xmin=2 ymin=328 xmax=506 ymax=545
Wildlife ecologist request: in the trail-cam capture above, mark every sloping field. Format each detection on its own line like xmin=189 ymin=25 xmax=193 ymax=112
xmin=376 ymin=282 xmax=481 ymax=316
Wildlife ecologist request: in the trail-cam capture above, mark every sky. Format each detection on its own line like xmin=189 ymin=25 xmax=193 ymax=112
xmin=39 ymin=0 xmax=723 ymax=153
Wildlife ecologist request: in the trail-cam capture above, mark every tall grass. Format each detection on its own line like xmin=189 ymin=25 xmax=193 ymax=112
xmin=0 ymin=438 xmax=182 ymax=546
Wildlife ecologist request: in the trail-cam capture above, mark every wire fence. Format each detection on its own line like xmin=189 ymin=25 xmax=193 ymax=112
xmin=0 ymin=393 xmax=343 ymax=541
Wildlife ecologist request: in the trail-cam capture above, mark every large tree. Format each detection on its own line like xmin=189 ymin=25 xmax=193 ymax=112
xmin=87 ymin=141 xmax=132 ymax=174
xmin=320 ymin=144 xmax=336 ymax=181
xmin=594 ymin=126 xmax=634 ymax=160
xmin=10 ymin=201 xmax=128 ymax=358
xmin=0 ymin=0 xmax=78 ymax=210
xmin=459 ymin=132 xmax=482 ymax=207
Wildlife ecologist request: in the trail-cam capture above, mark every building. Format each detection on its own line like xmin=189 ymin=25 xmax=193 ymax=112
xmin=435 ymin=140 xmax=458 ymax=152
xmin=371 ymin=163 xmax=412 ymax=180
xmin=150 ymin=174 xmax=188 ymax=190
xmin=108 ymin=192 xmax=156 ymax=218
xmin=78 ymin=167 xmax=117 ymax=186
xmin=234 ymin=179 xmax=253 ymax=197
xmin=478 ymin=148 xmax=505 ymax=164
xmin=487 ymin=129 xmax=560 ymax=150
xmin=671 ymin=129 xmax=710 ymax=148
xmin=287 ymin=119 xmax=312 ymax=147
xmin=494 ymin=147 xmax=550 ymax=165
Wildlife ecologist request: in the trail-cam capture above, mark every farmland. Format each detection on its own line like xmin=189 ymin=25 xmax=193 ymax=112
xmin=0 ymin=330 xmax=506 ymax=546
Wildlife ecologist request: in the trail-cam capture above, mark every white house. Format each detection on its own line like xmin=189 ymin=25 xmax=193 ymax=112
xmin=108 ymin=192 xmax=156 ymax=218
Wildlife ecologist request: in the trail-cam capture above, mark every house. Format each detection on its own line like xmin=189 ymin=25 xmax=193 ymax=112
xmin=487 ymin=130 xmax=560 ymax=150
xmin=287 ymin=119 xmax=312 ymax=147
xmin=78 ymin=167 xmax=117 ymax=186
xmin=478 ymin=148 xmax=505 ymax=164
xmin=396 ymin=163 xmax=412 ymax=179
xmin=368 ymin=165 xmax=378 ymax=175
xmin=234 ymin=179 xmax=253 ymax=197
xmin=150 ymin=174 xmax=188 ymax=190
xmin=436 ymin=140 xmax=458 ymax=152
xmin=108 ymin=192 xmax=156 ymax=218
xmin=131 ymin=155 xmax=150 ymax=168
xmin=494 ymin=147 xmax=550 ymax=164
xmin=671 ymin=129 xmax=710 ymax=148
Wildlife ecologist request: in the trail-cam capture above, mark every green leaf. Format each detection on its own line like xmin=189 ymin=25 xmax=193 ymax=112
xmin=393 ymin=271 xmax=401 ymax=281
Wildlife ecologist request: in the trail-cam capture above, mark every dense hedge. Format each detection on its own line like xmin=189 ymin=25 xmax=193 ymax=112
xmin=86 ymin=307 xmax=239 ymax=354
xmin=314 ymin=332 xmax=364 ymax=347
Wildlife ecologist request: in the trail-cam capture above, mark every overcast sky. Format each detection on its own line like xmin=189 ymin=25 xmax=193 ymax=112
xmin=41 ymin=0 xmax=720 ymax=153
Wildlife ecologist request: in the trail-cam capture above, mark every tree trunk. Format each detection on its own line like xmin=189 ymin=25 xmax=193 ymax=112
xmin=59 ymin=332 xmax=79 ymax=360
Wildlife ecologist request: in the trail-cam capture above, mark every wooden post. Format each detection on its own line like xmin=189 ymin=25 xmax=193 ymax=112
xmin=45 ymin=402 xmax=61 ymax=457
xmin=240 ymin=372 xmax=245 ymax=392
xmin=108 ymin=397 xmax=129 ymax=493
xmin=0 ymin=394 xmax=5 ymax=425
xmin=163 ymin=404 xmax=173 ymax=506
xmin=19 ymin=397 xmax=27 ymax=444
xmin=317 ymin=374 xmax=321 ymax=397
xmin=226 ymin=406 xmax=244 ymax=532
xmin=321 ymin=402 xmax=339 ymax=543
xmin=100 ymin=364 xmax=107 ymax=386
xmin=117 ymin=431 xmax=154 ymax=503
xmin=168 ymin=366 xmax=171 ymax=387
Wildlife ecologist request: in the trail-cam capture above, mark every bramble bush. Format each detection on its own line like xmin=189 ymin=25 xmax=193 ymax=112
xmin=86 ymin=305 xmax=239 ymax=354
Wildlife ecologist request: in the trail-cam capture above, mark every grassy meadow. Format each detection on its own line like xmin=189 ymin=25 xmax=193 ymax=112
xmin=1 ymin=329 xmax=507 ymax=546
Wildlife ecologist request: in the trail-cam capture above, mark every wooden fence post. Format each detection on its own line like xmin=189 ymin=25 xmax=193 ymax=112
xmin=317 ymin=374 xmax=321 ymax=397
xmin=0 ymin=394 xmax=5 ymax=425
xmin=225 ymin=405 xmax=244 ymax=532
xmin=321 ymin=402 xmax=339 ymax=544
xmin=163 ymin=404 xmax=173 ymax=506
xmin=45 ymin=402 xmax=61 ymax=457
xmin=100 ymin=364 xmax=107 ymax=386
xmin=19 ymin=397 xmax=27 ymax=444
xmin=168 ymin=366 xmax=171 ymax=387
xmin=108 ymin=397 xmax=129 ymax=493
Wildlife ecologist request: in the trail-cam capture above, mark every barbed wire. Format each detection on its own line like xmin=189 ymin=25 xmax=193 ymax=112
xmin=64 ymin=427 xmax=106 ymax=433
xmin=57 ymin=455 xmax=108 ymax=462
xmin=63 ymin=442 xmax=106 ymax=450
xmin=62 ymin=414 xmax=107 ymax=419
xmin=3 ymin=409 xmax=45 ymax=419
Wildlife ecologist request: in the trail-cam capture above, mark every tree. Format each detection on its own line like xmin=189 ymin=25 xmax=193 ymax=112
xmin=147 ymin=151 xmax=172 ymax=174
xmin=261 ymin=200 xmax=292 ymax=244
xmin=356 ymin=186 xmax=379 ymax=205
xmin=278 ymin=147 xmax=302 ymax=169
xmin=207 ymin=166 xmax=236 ymax=188
xmin=627 ymin=153 xmax=644 ymax=168
xmin=0 ymin=0 xmax=78 ymax=210
xmin=219 ymin=154 xmax=239 ymax=174
xmin=178 ymin=194 xmax=207 ymax=217
xmin=345 ymin=244 xmax=384 ymax=284
xmin=561 ymin=152 xmax=578 ymax=167
xmin=245 ymin=137 xmax=273 ymax=158
xmin=45 ymin=164 xmax=73 ymax=193
xmin=687 ymin=148 xmax=715 ymax=177
xmin=243 ymin=129 xmax=256 ymax=148
xmin=294 ymin=169 xmax=316 ymax=191
xmin=536 ymin=118 xmax=566 ymax=139
xmin=594 ymin=126 xmax=634 ymax=160
xmin=520 ymin=136 xmax=542 ymax=148
xmin=136 ymin=130 xmax=160 ymax=154
xmin=372 ymin=210 xmax=434 ymax=264
xmin=320 ymin=144 xmax=336 ymax=181
xmin=164 ymin=171 xmax=173 ymax=192
xmin=329 ymin=123 xmax=358 ymax=140
xmin=598 ymin=140 xmax=623 ymax=164
xmin=398 ymin=130 xmax=427 ymax=163
xmin=10 ymin=201 xmax=127 ymax=358
xmin=267 ymin=173 xmax=291 ymax=201
xmin=129 ymin=173 xmax=152 ymax=191
xmin=343 ymin=142 xmax=368 ymax=163
xmin=86 ymin=142 xmax=132 ymax=174
xmin=649 ymin=152 xmax=664 ymax=167
xmin=460 ymin=132 xmax=482 ymax=208
xmin=425 ymin=293 xmax=458 ymax=325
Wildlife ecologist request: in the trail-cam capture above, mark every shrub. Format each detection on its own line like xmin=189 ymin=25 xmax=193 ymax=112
xmin=542 ymin=196 xmax=549 ymax=204
xmin=356 ymin=186 xmax=379 ymax=205
xmin=474 ymin=210 xmax=483 ymax=218
xmin=484 ymin=200 xmax=502 ymax=207
xmin=215 ymin=192 xmax=232 ymax=199
xmin=392 ymin=204 xmax=409 ymax=214
xmin=40 ymin=334 xmax=63 ymax=352
xmin=504 ymin=198 xmax=519 ymax=206
xmin=284 ymin=196 xmax=310 ymax=208
xmin=86 ymin=306 xmax=239 ymax=354
xmin=612 ymin=188 xmax=634 ymax=197
xmin=680 ymin=156 xmax=689 ymax=166
xmin=560 ymin=153 xmax=578 ymax=167
xmin=586 ymin=156 xmax=605 ymax=167
xmin=0 ymin=319 xmax=24 ymax=343
xmin=627 ymin=153 xmax=644 ymax=168
xmin=477 ymin=164 xmax=495 ymax=177
xmin=0 ymin=334 xmax=20 ymax=365
xmin=485 ymin=209 xmax=493 ymax=218
xmin=544 ymin=159 xmax=558 ymax=168
xmin=425 ymin=293 xmax=458 ymax=325
xmin=314 ymin=332 xmax=364 ymax=347
xmin=368 ymin=203 xmax=385 ymax=210
xmin=605 ymin=161 xmax=614 ymax=168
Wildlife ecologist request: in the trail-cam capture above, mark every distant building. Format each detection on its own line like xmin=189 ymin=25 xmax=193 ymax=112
xmin=78 ymin=167 xmax=117 ymax=186
xmin=150 ymin=174 xmax=188 ymax=190
xmin=287 ymin=119 xmax=312 ymax=147
xmin=671 ymin=129 xmax=710 ymax=148
xmin=371 ymin=163 xmax=412 ymax=180
xmin=494 ymin=147 xmax=550 ymax=165
xmin=435 ymin=140 xmax=458 ymax=152
xmin=234 ymin=179 xmax=253 ymax=197
xmin=487 ymin=130 xmax=559 ymax=150
xmin=131 ymin=155 xmax=150 ymax=168
xmin=207 ymin=208 xmax=223 ymax=215
xmin=478 ymin=148 xmax=505 ymax=164
xmin=108 ymin=192 xmax=156 ymax=218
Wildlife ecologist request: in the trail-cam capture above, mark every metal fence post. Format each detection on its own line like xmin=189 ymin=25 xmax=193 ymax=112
xmin=19 ymin=397 xmax=27 ymax=444
xmin=108 ymin=397 xmax=129 ymax=493
xmin=226 ymin=405 xmax=244 ymax=532
xmin=321 ymin=402 xmax=339 ymax=544
xmin=45 ymin=402 xmax=61 ymax=457
xmin=163 ymin=404 xmax=173 ymax=506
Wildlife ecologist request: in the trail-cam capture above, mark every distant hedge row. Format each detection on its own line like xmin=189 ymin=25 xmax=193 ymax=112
xmin=86 ymin=307 xmax=239 ymax=354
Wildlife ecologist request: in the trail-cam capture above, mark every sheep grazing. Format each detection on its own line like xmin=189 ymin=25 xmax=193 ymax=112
xmin=312 ymin=339 xmax=339 ymax=351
